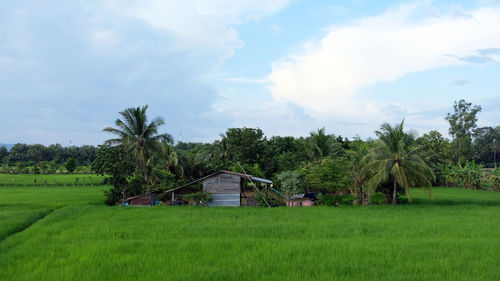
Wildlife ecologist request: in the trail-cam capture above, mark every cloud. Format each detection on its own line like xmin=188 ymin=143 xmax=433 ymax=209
xmin=0 ymin=0 xmax=289 ymax=145
xmin=268 ymin=3 xmax=500 ymax=120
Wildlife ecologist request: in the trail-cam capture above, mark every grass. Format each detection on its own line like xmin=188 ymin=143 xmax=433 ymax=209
xmin=0 ymin=186 xmax=499 ymax=281
xmin=0 ymin=186 xmax=107 ymax=208
xmin=0 ymin=174 xmax=106 ymax=187
xmin=0 ymin=206 xmax=52 ymax=241
xmin=411 ymin=186 xmax=500 ymax=205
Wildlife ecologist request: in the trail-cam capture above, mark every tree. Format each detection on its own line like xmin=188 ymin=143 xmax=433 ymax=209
xmin=65 ymin=158 xmax=77 ymax=173
xmin=366 ymin=120 xmax=435 ymax=204
xmin=304 ymin=156 xmax=352 ymax=194
xmin=346 ymin=144 xmax=371 ymax=204
xmin=275 ymin=170 xmax=305 ymax=197
xmin=493 ymin=127 xmax=500 ymax=169
xmin=416 ymin=130 xmax=453 ymax=169
xmin=223 ymin=127 xmax=265 ymax=165
xmin=446 ymin=99 xmax=482 ymax=163
xmin=473 ymin=126 xmax=500 ymax=168
xmin=8 ymin=143 xmax=29 ymax=162
xmin=309 ymin=128 xmax=335 ymax=161
xmin=103 ymin=105 xmax=172 ymax=183
xmin=92 ymin=145 xmax=136 ymax=205
xmin=0 ymin=146 xmax=8 ymax=164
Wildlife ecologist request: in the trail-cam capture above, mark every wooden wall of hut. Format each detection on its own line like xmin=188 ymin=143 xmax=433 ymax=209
xmin=203 ymin=173 xmax=242 ymax=194
xmin=203 ymin=173 xmax=242 ymax=206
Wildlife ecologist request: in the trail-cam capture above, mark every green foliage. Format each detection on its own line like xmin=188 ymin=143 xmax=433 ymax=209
xmin=365 ymin=120 xmax=435 ymax=204
xmin=103 ymin=105 xmax=172 ymax=179
xmin=316 ymin=193 xmax=355 ymax=206
xmin=183 ymin=191 xmax=213 ymax=205
xmin=150 ymin=168 xmax=176 ymax=192
xmin=304 ymin=156 xmax=352 ymax=194
xmin=92 ymin=145 xmax=136 ymax=205
xmin=416 ymin=130 xmax=453 ymax=170
xmin=229 ymin=162 xmax=264 ymax=178
xmin=446 ymin=99 xmax=482 ymax=162
xmin=316 ymin=193 xmax=336 ymax=206
xmin=0 ymin=146 xmax=8 ymax=164
xmin=255 ymin=188 xmax=281 ymax=207
xmin=438 ymin=161 xmax=485 ymax=189
xmin=223 ymin=127 xmax=266 ymax=165
xmin=274 ymin=170 xmax=304 ymax=197
xmin=65 ymin=158 xmax=77 ymax=173
xmin=338 ymin=194 xmax=356 ymax=205
xmin=346 ymin=144 xmax=371 ymax=204
xmin=473 ymin=126 xmax=500 ymax=167
xmin=370 ymin=192 xmax=387 ymax=204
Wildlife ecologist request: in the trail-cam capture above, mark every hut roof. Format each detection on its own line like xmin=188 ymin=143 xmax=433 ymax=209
xmin=124 ymin=192 xmax=153 ymax=202
xmin=164 ymin=170 xmax=272 ymax=194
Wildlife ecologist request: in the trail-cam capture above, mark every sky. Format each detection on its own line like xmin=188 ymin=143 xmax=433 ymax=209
xmin=1 ymin=0 xmax=499 ymax=146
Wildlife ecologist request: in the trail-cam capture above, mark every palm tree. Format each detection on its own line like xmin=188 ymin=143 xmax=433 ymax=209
xmin=103 ymin=105 xmax=172 ymax=181
xmin=309 ymin=128 xmax=334 ymax=161
xmin=365 ymin=120 xmax=435 ymax=204
xmin=347 ymin=145 xmax=371 ymax=204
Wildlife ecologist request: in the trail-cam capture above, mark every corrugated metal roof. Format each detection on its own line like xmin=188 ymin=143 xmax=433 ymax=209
xmin=251 ymin=176 xmax=273 ymax=184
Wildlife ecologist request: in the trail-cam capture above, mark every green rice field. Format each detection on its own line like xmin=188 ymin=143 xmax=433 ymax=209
xmin=1 ymin=185 xmax=499 ymax=281
xmin=0 ymin=174 xmax=106 ymax=187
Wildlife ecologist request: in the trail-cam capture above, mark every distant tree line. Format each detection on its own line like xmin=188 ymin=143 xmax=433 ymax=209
xmin=0 ymin=143 xmax=98 ymax=173
xmin=2 ymin=100 xmax=499 ymax=204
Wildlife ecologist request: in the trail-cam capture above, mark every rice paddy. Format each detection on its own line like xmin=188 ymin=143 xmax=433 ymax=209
xmin=1 ymin=184 xmax=499 ymax=281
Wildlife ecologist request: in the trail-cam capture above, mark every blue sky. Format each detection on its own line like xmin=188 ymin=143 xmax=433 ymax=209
xmin=1 ymin=0 xmax=499 ymax=145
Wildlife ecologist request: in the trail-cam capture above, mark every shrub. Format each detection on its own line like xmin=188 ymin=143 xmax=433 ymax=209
xmin=65 ymin=158 xmax=77 ymax=173
xmin=370 ymin=192 xmax=386 ymax=204
xmin=316 ymin=193 xmax=336 ymax=206
xmin=183 ymin=191 xmax=213 ymax=206
xmin=339 ymin=194 xmax=356 ymax=205
xmin=274 ymin=170 xmax=304 ymax=197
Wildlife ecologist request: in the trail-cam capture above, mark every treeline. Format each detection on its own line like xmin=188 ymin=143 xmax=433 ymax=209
xmin=0 ymin=144 xmax=98 ymax=174
xmin=92 ymin=101 xmax=499 ymax=205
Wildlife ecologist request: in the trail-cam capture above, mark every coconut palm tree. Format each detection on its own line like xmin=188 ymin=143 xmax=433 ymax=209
xmin=365 ymin=120 xmax=435 ymax=204
xmin=103 ymin=105 xmax=172 ymax=180
xmin=347 ymin=145 xmax=371 ymax=204
xmin=309 ymin=127 xmax=334 ymax=161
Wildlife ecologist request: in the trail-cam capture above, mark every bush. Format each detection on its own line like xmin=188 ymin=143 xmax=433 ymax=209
xmin=255 ymin=189 xmax=281 ymax=207
xmin=274 ymin=170 xmax=304 ymax=197
xmin=370 ymin=192 xmax=386 ymax=204
xmin=316 ymin=193 xmax=335 ymax=206
xmin=65 ymin=158 xmax=77 ymax=173
xmin=183 ymin=191 xmax=213 ymax=206
xmin=338 ymin=194 xmax=356 ymax=205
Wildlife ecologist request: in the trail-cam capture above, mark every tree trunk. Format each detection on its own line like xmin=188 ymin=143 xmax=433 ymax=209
xmin=494 ymin=146 xmax=497 ymax=169
xmin=392 ymin=179 xmax=397 ymax=205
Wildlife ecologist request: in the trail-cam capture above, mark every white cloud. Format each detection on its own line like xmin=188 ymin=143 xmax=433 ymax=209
xmin=268 ymin=3 xmax=500 ymax=121
xmin=107 ymin=0 xmax=289 ymax=48
xmin=0 ymin=0 xmax=290 ymax=145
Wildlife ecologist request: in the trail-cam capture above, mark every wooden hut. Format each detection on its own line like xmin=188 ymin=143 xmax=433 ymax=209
xmin=165 ymin=170 xmax=273 ymax=207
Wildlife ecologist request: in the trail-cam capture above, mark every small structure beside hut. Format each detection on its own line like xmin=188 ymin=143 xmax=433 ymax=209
xmin=288 ymin=193 xmax=316 ymax=207
xmin=124 ymin=192 xmax=159 ymax=206
xmin=166 ymin=170 xmax=274 ymax=207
